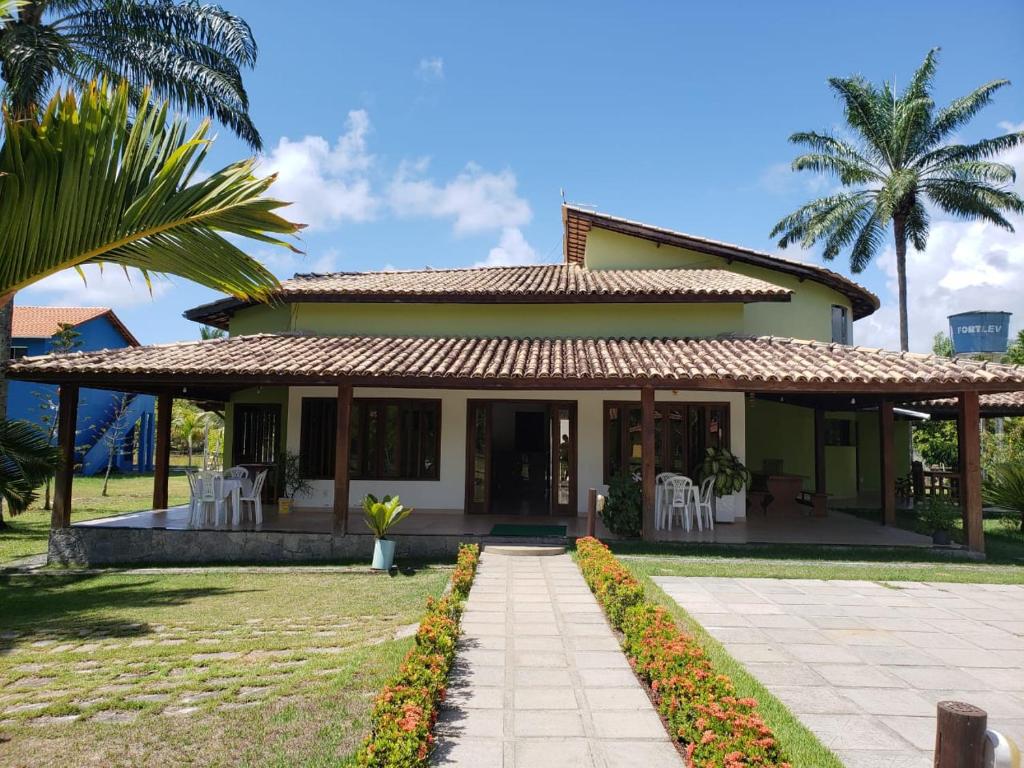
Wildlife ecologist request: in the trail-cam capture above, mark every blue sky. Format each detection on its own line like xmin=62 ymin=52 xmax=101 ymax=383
xmin=19 ymin=0 xmax=1024 ymax=351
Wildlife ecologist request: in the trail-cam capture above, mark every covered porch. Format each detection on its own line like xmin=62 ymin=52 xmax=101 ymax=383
xmin=11 ymin=333 xmax=1024 ymax=564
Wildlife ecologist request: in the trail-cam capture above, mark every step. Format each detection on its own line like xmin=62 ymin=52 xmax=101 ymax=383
xmin=483 ymin=544 xmax=566 ymax=557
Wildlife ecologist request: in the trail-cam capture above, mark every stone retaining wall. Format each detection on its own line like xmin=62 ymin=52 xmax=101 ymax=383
xmin=48 ymin=527 xmax=484 ymax=566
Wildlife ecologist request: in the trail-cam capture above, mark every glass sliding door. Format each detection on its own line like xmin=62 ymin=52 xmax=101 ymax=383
xmin=466 ymin=401 xmax=491 ymax=514
xmin=550 ymin=403 xmax=576 ymax=515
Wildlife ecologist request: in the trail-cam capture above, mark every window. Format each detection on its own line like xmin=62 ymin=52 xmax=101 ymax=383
xmin=9 ymin=346 xmax=27 ymax=360
xmin=831 ymin=305 xmax=850 ymax=345
xmin=825 ymin=419 xmax=855 ymax=447
xmin=603 ymin=401 xmax=729 ymax=482
xmin=232 ymin=404 xmax=281 ymax=465
xmin=299 ymin=398 xmax=441 ymax=481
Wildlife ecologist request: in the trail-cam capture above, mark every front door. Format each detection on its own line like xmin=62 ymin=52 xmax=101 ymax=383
xmin=465 ymin=400 xmax=576 ymax=515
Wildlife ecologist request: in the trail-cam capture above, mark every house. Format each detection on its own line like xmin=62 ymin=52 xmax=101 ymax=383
xmin=10 ymin=205 xmax=1024 ymax=563
xmin=7 ymin=306 xmax=155 ymax=475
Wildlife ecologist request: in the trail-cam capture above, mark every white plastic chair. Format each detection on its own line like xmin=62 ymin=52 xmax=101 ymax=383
xmin=692 ymin=476 xmax=716 ymax=531
xmin=185 ymin=469 xmax=201 ymax=526
xmin=655 ymin=472 xmax=677 ymax=530
xmin=226 ymin=466 xmax=251 ymax=497
xmin=237 ymin=469 xmax=268 ymax=525
xmin=665 ymin=476 xmax=694 ymax=531
xmin=196 ymin=470 xmax=226 ymax=527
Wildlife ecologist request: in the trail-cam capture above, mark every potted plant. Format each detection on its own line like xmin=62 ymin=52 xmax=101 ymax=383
xmin=695 ymin=447 xmax=751 ymax=523
xmin=363 ymin=494 xmax=413 ymax=570
xmin=917 ymin=497 xmax=957 ymax=545
xmin=599 ymin=469 xmax=643 ymax=537
xmin=276 ymin=451 xmax=312 ymax=515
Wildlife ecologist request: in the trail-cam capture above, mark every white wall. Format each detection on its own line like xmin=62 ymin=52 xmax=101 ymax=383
xmin=285 ymin=387 xmax=746 ymax=518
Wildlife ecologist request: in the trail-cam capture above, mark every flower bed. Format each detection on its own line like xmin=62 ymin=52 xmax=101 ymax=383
xmin=355 ymin=543 xmax=480 ymax=767
xmin=576 ymin=537 xmax=791 ymax=768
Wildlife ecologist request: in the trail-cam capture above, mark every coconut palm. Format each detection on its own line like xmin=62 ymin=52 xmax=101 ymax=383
xmin=0 ymin=80 xmax=302 ymax=524
xmin=0 ymin=0 xmax=260 ymax=147
xmin=771 ymin=49 xmax=1024 ymax=351
xmin=0 ymin=419 xmax=61 ymax=513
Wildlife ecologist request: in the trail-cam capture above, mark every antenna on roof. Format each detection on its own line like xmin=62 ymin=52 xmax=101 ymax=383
xmin=560 ymin=188 xmax=566 ymax=204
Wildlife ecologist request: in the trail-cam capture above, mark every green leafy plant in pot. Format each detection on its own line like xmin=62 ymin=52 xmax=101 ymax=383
xmin=599 ymin=469 xmax=643 ymax=537
xmin=276 ymin=451 xmax=312 ymax=514
xmin=695 ymin=447 xmax=751 ymax=522
xmin=363 ymin=494 xmax=413 ymax=570
xmin=916 ymin=496 xmax=958 ymax=545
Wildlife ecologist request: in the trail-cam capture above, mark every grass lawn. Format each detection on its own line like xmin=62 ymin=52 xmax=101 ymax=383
xmin=0 ymin=473 xmax=190 ymax=566
xmin=0 ymin=567 xmax=449 ymax=767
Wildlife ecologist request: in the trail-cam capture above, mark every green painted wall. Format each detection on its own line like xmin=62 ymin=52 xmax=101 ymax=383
xmin=229 ymin=304 xmax=292 ymax=336
xmin=746 ymin=400 xmax=815 ymax=486
xmin=292 ymin=301 xmax=744 ymax=338
xmin=223 ymin=386 xmax=290 ymax=467
xmin=584 ymin=228 xmax=853 ymax=342
xmin=825 ymin=413 xmax=858 ymax=498
xmin=857 ymin=413 xmax=912 ymax=493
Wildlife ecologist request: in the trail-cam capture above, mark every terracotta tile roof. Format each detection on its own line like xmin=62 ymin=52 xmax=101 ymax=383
xmin=185 ymin=264 xmax=792 ymax=329
xmin=917 ymin=391 xmax=1024 ymax=417
xmin=11 ymin=306 xmax=139 ymax=346
xmin=562 ymin=205 xmax=880 ymax=320
xmin=10 ymin=333 xmax=1024 ymax=395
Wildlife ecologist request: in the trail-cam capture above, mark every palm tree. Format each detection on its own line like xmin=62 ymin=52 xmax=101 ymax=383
xmin=0 ymin=0 xmax=260 ymax=147
xmin=0 ymin=80 xmax=302 ymax=524
xmin=200 ymin=325 xmax=226 ymax=340
xmin=0 ymin=419 xmax=60 ymax=514
xmin=771 ymin=49 xmax=1024 ymax=351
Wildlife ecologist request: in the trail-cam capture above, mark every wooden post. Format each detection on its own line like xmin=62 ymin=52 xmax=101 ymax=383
xmin=957 ymin=391 xmax=984 ymax=555
xmin=812 ymin=407 xmax=828 ymax=517
xmin=333 ymin=382 xmax=353 ymax=534
xmin=586 ymin=488 xmax=597 ymax=538
xmin=934 ymin=701 xmax=987 ymax=768
xmin=152 ymin=393 xmax=171 ymax=511
xmin=641 ymin=385 xmax=656 ymax=542
xmin=878 ymin=399 xmax=896 ymax=526
xmin=52 ymin=384 xmax=79 ymax=529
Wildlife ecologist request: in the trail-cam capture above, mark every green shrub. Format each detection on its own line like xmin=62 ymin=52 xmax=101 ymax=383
xmin=915 ymin=496 xmax=959 ymax=534
xmin=695 ymin=447 xmax=751 ymax=498
xmin=983 ymin=463 xmax=1024 ymax=532
xmin=599 ymin=469 xmax=642 ymax=537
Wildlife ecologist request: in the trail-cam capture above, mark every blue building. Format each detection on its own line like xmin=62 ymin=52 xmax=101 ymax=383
xmin=9 ymin=306 xmax=155 ymax=475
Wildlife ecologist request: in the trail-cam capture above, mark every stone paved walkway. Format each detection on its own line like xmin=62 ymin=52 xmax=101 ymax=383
xmin=433 ymin=552 xmax=680 ymax=767
xmin=656 ymin=576 xmax=1024 ymax=768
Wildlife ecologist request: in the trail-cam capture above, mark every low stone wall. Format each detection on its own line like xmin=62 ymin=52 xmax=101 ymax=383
xmin=48 ymin=526 xmax=485 ymax=566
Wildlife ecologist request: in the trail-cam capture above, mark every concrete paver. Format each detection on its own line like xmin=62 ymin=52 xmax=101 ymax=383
xmin=433 ymin=552 xmax=681 ymax=767
xmin=657 ymin=576 xmax=1024 ymax=768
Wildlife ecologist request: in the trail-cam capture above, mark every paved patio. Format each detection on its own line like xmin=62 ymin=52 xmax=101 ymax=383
xmin=432 ymin=551 xmax=681 ymax=767
xmin=655 ymin=576 xmax=1024 ymax=768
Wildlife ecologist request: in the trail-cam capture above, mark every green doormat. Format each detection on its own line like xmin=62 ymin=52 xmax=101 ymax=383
xmin=489 ymin=523 xmax=568 ymax=537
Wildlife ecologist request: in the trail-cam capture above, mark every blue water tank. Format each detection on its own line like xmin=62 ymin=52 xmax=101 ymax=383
xmin=948 ymin=311 xmax=1012 ymax=355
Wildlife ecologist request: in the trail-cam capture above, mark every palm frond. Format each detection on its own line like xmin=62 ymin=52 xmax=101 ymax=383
xmin=770 ymin=191 xmax=873 ymax=250
xmin=916 ymin=131 xmax=1024 ymax=170
xmin=0 ymin=418 xmax=61 ymax=514
xmin=923 ymin=178 xmax=1023 ymax=229
xmin=0 ymin=80 xmax=303 ymax=298
xmin=827 ymin=75 xmax=893 ymax=166
xmin=927 ymin=79 xmax=1011 ymax=145
xmin=848 ymin=208 xmax=886 ymax=271
xmin=904 ymin=200 xmax=930 ymax=252
xmin=791 ymin=152 xmax=880 ymax=185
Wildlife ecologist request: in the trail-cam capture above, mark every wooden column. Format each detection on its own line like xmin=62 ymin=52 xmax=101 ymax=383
xmin=52 ymin=384 xmax=79 ymax=529
xmin=878 ymin=399 xmax=896 ymax=526
xmin=152 ymin=393 xmax=172 ymax=511
xmin=333 ymin=382 xmax=353 ymax=534
xmin=812 ymin=407 xmax=828 ymax=517
xmin=641 ymin=385 xmax=656 ymax=542
xmin=957 ymin=391 xmax=984 ymax=555
xmin=934 ymin=701 xmax=987 ymax=768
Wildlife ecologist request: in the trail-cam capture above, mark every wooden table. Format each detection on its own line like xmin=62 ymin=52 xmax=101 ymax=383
xmin=765 ymin=474 xmax=806 ymax=516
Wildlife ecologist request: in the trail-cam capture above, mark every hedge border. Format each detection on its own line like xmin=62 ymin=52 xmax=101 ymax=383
xmin=355 ymin=543 xmax=480 ymax=767
xmin=576 ymin=537 xmax=791 ymax=768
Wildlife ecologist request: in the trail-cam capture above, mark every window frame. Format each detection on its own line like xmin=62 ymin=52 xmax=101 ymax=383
xmin=602 ymin=400 xmax=730 ymax=483
xmin=9 ymin=345 xmax=27 ymax=360
xmin=831 ymin=304 xmax=851 ymax=345
xmin=299 ymin=396 xmax=442 ymax=482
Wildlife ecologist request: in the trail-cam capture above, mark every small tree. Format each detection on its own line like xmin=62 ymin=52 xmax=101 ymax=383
xmin=100 ymin=394 xmax=134 ymax=497
xmin=35 ymin=324 xmax=85 ymax=508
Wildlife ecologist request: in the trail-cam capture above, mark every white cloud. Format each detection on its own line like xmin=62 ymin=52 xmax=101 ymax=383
xmin=474 ymin=227 xmax=538 ymax=267
xmin=416 ymin=57 xmax=444 ymax=81
xmin=388 ymin=161 xmax=532 ymax=235
xmin=855 ymin=120 xmax=1024 ymax=352
xmin=260 ymin=109 xmax=379 ymax=230
xmin=18 ymin=265 xmax=172 ymax=307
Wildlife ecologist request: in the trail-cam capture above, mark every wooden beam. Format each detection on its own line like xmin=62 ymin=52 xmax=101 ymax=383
xmin=152 ymin=393 xmax=172 ymax=511
xmin=879 ymin=399 xmax=896 ymax=526
xmin=641 ymin=385 xmax=656 ymax=542
xmin=52 ymin=384 xmax=79 ymax=529
xmin=333 ymin=382 xmax=353 ymax=534
xmin=957 ymin=391 xmax=984 ymax=555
